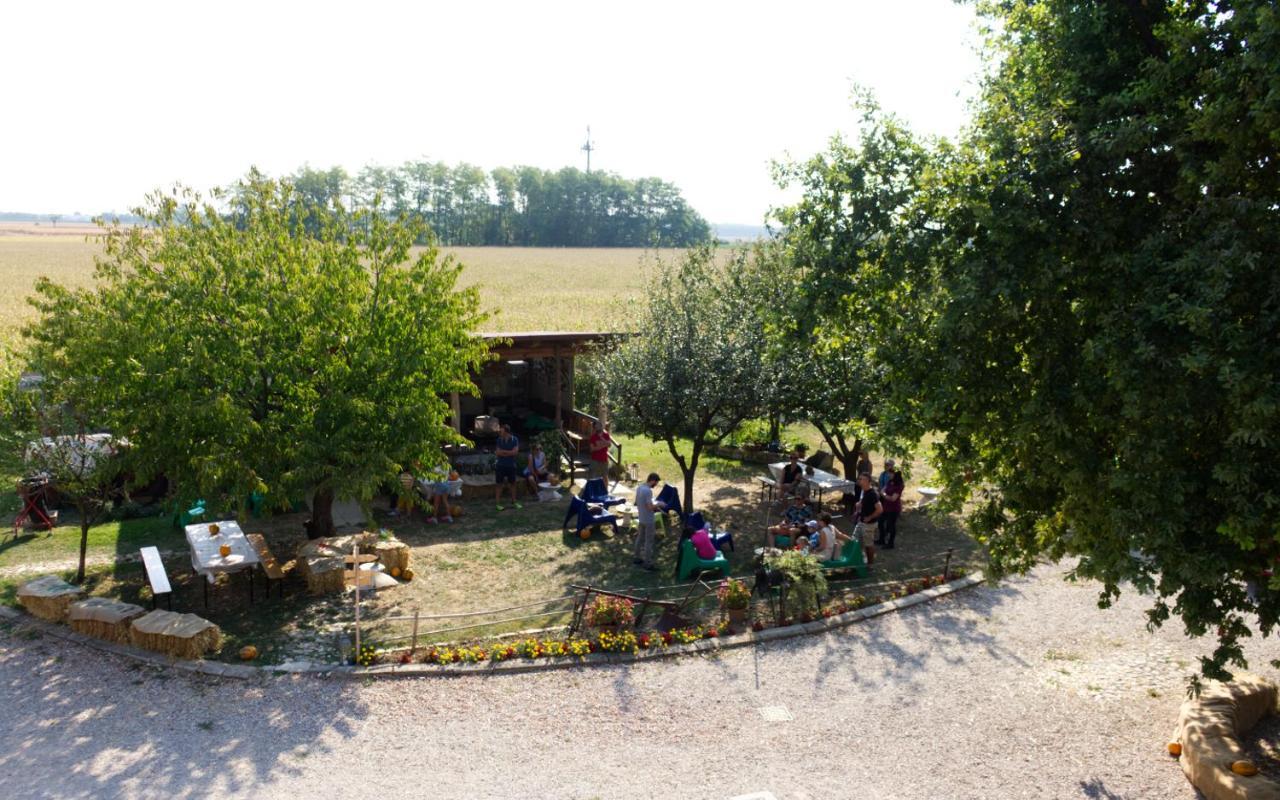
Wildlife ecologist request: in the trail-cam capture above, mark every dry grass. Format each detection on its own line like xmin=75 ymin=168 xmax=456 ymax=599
xmin=0 ymin=234 xmax=716 ymax=342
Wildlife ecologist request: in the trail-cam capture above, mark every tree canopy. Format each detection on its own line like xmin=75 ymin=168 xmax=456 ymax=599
xmin=26 ymin=173 xmax=491 ymax=536
xmin=594 ymin=246 xmax=775 ymax=510
xmin=778 ymin=1 xmax=1280 ymax=681
xmin=280 ymin=161 xmax=712 ymax=247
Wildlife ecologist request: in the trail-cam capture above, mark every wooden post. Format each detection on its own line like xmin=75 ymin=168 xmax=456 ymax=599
xmin=410 ymin=610 xmax=420 ymax=654
xmin=943 ymin=548 xmax=954 ymax=581
xmin=553 ymin=345 xmax=562 ymax=429
xmin=352 ymin=542 xmax=361 ymax=662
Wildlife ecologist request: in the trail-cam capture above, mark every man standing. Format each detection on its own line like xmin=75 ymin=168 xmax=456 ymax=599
xmin=588 ymin=420 xmax=613 ymax=481
xmin=876 ymin=458 xmax=896 ymax=542
xmin=854 ymin=472 xmax=882 ymax=563
xmin=879 ymin=463 xmax=904 ymax=548
xmin=494 ymin=423 xmax=522 ymax=511
xmin=632 ymin=472 xmax=665 ymax=571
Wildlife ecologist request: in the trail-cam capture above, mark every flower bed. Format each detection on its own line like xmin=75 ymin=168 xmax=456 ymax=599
xmin=369 ymin=570 xmax=971 ymax=667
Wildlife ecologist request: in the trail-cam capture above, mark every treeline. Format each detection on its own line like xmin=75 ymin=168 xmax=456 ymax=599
xmin=281 ymin=162 xmax=712 ymax=247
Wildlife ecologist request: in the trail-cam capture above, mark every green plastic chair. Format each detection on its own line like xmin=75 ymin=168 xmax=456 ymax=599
xmin=821 ymin=539 xmax=869 ymax=578
xmin=677 ymin=538 xmax=730 ymax=581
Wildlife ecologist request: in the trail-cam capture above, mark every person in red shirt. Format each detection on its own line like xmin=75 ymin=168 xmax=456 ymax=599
xmin=588 ymin=420 xmax=612 ymax=480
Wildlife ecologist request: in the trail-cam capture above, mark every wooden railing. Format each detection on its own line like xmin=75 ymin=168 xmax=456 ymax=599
xmin=564 ymin=409 xmax=623 ymax=479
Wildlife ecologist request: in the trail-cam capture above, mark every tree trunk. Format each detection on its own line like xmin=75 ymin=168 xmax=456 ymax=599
xmin=76 ymin=518 xmax=90 ymax=584
xmin=768 ymin=413 xmax=781 ymax=445
xmin=306 ymin=486 xmax=336 ymax=540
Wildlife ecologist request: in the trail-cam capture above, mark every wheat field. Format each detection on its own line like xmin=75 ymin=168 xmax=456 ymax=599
xmin=0 ymin=223 xmax=708 ymax=342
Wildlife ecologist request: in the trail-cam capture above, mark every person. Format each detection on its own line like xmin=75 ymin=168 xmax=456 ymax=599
xmin=856 ymin=450 xmax=874 ymax=480
xmin=588 ymin=420 xmax=613 ymax=481
xmin=878 ymin=459 xmax=896 ymax=492
xmin=767 ymin=494 xmax=813 ymax=548
xmin=691 ymin=526 xmax=717 ymax=559
xmin=493 ymin=423 xmax=521 ymax=511
xmin=853 ymin=472 xmax=882 ymax=563
xmin=523 ymin=443 xmax=550 ymax=496
xmin=395 ymin=469 xmax=416 ymax=516
xmin=812 ymin=512 xmax=852 ymax=561
xmin=878 ymin=462 xmax=904 ymax=548
xmin=419 ymin=464 xmax=454 ymax=524
xmin=633 ymin=472 xmax=665 ymax=571
xmin=778 ymin=452 xmax=805 ymax=500
xmin=876 ymin=458 xmax=896 ymax=541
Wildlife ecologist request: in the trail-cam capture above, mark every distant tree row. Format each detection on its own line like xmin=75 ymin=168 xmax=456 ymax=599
xmin=278 ymin=162 xmax=712 ymax=247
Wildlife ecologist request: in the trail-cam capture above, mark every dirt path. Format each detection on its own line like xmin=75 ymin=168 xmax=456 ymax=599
xmin=3 ymin=562 xmax=1276 ymax=799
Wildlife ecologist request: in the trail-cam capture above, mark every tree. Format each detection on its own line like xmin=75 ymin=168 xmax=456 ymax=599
xmin=767 ymin=97 xmax=935 ymax=475
xmin=594 ymin=246 xmax=774 ymax=510
xmin=905 ymin=1 xmax=1280 ymax=682
xmin=25 ymin=173 xmax=491 ymax=538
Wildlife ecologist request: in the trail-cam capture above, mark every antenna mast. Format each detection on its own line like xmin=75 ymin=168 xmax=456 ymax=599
xmin=581 ymin=126 xmax=596 ymax=173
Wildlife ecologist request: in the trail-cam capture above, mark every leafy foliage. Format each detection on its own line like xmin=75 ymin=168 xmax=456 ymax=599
xmin=25 ymin=173 xmax=491 ymax=535
xmin=593 ymin=246 xmax=776 ymax=509
xmin=764 ymin=549 xmax=828 ymax=615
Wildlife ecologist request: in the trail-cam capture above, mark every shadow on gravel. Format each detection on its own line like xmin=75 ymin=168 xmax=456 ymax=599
xmin=1078 ymin=777 xmax=1127 ymax=798
xmin=807 ymin=578 xmax=1028 ymax=698
xmin=0 ymin=638 xmax=369 ymax=798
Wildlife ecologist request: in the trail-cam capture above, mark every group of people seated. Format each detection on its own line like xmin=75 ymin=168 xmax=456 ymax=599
xmin=766 ymin=451 xmax=907 ymax=560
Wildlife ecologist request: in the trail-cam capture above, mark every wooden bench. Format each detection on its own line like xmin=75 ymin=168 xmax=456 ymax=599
xmin=755 ymin=476 xmax=777 ymax=503
xmin=246 ymin=533 xmax=290 ymax=599
xmin=139 ymin=546 xmax=173 ymax=610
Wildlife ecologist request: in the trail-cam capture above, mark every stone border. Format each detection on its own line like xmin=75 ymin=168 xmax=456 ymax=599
xmin=0 ymin=573 xmax=984 ymax=680
xmin=1173 ymin=672 xmax=1280 ymax=799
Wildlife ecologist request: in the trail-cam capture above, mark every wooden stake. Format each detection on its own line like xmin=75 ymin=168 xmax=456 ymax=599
xmin=352 ymin=542 xmax=361 ymax=661
xmin=410 ymin=610 xmax=420 ymax=654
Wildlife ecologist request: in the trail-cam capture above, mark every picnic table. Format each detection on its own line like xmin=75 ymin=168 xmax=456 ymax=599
xmin=768 ymin=461 xmax=857 ymax=506
xmin=184 ymin=520 xmax=261 ymax=606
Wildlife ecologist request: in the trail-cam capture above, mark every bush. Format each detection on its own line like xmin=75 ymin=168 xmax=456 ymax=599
xmin=765 ymin=550 xmax=828 ymax=615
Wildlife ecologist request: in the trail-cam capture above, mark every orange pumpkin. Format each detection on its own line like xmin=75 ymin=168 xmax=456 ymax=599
xmin=449 ymin=470 xmax=460 ymax=481
xmin=401 ymin=568 xmax=415 ymax=582
xmin=219 ymin=543 xmax=231 ymax=558
xmin=450 ymin=505 xmax=464 ymax=517
xmin=579 ymin=528 xmax=592 ymax=541
xmin=1167 ymin=742 xmax=1182 ymax=757
xmin=1231 ymin=760 xmax=1259 ymax=776
xmin=209 ymin=523 xmax=220 ymax=535
xmin=239 ymin=645 xmax=258 ymax=661
xmin=391 ymin=567 xmax=402 ymax=578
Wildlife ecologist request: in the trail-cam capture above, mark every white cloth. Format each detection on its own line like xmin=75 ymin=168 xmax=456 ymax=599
xmin=768 ymin=461 xmax=857 ymax=496
xmin=185 ymin=520 xmax=261 ymax=584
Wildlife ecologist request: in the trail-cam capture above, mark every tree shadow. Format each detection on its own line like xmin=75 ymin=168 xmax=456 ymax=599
xmin=0 ymin=631 xmax=369 ymax=798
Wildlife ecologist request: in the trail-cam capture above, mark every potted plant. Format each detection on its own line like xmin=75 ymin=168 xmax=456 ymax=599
xmin=764 ymin=549 xmax=828 ymax=620
xmin=585 ymin=595 xmax=634 ymax=634
xmin=717 ymin=577 xmax=752 ymax=629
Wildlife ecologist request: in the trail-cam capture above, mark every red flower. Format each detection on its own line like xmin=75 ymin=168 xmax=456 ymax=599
xmin=705 ymin=629 xmax=718 ymax=638
xmin=752 ymin=621 xmax=765 ymax=632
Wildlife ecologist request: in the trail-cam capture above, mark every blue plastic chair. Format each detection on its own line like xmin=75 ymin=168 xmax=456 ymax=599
xmin=563 ymin=495 xmax=619 ymax=536
xmin=685 ymin=511 xmax=706 ymax=532
xmin=582 ymin=478 xmax=625 ymax=509
xmin=656 ymin=484 xmax=684 ymax=520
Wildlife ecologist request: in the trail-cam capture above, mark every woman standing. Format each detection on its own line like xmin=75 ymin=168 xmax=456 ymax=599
xmin=878 ymin=464 xmax=905 ymax=549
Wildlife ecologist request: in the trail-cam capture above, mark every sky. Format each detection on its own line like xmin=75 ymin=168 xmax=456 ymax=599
xmin=1 ymin=0 xmax=986 ymax=224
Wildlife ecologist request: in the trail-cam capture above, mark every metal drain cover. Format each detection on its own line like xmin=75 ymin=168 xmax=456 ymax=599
xmin=757 ymin=705 xmax=793 ymax=722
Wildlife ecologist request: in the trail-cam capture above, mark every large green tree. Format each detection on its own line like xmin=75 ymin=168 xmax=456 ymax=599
xmin=26 ymin=174 xmax=491 ymax=537
xmin=911 ymin=1 xmax=1280 ymax=681
xmin=595 ymin=246 xmax=775 ymax=510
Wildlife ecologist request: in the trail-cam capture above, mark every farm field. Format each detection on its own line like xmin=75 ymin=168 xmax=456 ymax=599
xmin=0 ymin=223 xmax=717 ymax=341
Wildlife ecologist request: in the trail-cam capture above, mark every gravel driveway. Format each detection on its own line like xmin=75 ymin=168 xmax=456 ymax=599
xmin=3 ymin=562 xmax=1276 ymax=799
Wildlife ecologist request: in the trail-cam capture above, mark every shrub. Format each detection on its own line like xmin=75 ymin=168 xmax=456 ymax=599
xmin=585 ymin=595 xmax=635 ymax=627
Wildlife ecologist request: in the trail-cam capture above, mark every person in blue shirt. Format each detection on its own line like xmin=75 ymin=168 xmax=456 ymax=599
xmin=494 ymin=423 xmax=521 ymax=511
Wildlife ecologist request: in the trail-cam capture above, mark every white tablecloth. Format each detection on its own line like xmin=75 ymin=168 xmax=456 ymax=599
xmin=768 ymin=462 xmax=858 ymax=496
xmin=185 ymin=520 xmax=261 ymax=584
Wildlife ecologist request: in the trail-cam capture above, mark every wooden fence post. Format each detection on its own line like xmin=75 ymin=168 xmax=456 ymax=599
xmin=410 ymin=611 xmax=420 ymax=654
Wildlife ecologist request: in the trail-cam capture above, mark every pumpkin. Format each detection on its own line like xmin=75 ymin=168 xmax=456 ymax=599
xmin=239 ymin=645 xmax=258 ymax=661
xmin=579 ymin=528 xmax=592 ymax=540
xmin=450 ymin=505 xmax=464 ymax=517
xmin=1167 ymin=742 xmax=1182 ymax=757
xmin=401 ymin=568 xmax=415 ymax=581
xmin=391 ymin=566 xmax=402 ymax=578
xmin=1231 ymin=760 xmax=1259 ymax=776
xmin=219 ymin=543 xmax=232 ymax=558
xmin=209 ymin=523 xmax=220 ymax=535
xmin=449 ymin=470 xmax=460 ymax=481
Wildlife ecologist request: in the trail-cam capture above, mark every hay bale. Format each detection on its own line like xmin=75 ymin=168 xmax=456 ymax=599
xmin=1175 ymin=673 xmax=1280 ymax=800
xmin=302 ymin=555 xmax=345 ymax=595
xmin=68 ymin=598 xmax=146 ymax=643
xmin=374 ymin=540 xmax=411 ymax=573
xmin=17 ymin=575 xmax=85 ymax=622
xmin=129 ymin=610 xmax=222 ymax=659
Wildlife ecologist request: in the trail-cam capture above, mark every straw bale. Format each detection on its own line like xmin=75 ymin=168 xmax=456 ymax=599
xmin=17 ymin=575 xmax=85 ymax=622
xmin=374 ymin=540 xmax=411 ymax=573
xmin=302 ymin=556 xmax=345 ymax=595
xmin=129 ymin=610 xmax=222 ymax=659
xmin=68 ymin=598 xmax=146 ymax=643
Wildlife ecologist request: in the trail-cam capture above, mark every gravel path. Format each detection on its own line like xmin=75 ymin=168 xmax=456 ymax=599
xmin=3 ymin=563 xmax=1277 ymax=799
